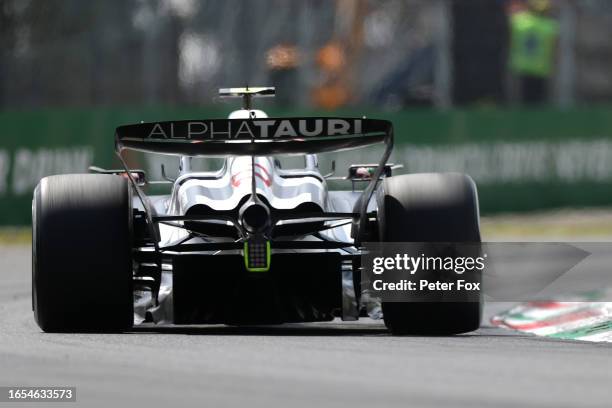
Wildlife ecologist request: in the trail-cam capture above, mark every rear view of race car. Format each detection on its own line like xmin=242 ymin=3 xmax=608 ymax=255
xmin=32 ymin=87 xmax=481 ymax=335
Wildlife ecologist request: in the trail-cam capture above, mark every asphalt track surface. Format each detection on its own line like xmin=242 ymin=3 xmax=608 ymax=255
xmin=1 ymin=245 xmax=611 ymax=408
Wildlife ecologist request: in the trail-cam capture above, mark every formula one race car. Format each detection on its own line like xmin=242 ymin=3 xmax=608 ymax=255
xmin=32 ymin=87 xmax=481 ymax=335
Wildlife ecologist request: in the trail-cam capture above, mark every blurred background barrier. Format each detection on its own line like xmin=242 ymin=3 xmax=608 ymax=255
xmin=1 ymin=0 xmax=611 ymax=225
xmin=1 ymin=106 xmax=612 ymax=225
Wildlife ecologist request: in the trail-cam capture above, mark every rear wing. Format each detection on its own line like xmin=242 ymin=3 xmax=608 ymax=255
xmin=115 ymin=117 xmax=392 ymax=156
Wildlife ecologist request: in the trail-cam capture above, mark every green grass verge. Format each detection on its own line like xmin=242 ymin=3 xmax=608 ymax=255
xmin=481 ymin=209 xmax=612 ymax=238
xmin=0 ymin=228 xmax=31 ymax=245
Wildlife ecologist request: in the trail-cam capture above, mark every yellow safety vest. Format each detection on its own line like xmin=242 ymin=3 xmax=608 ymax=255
xmin=510 ymin=11 xmax=559 ymax=77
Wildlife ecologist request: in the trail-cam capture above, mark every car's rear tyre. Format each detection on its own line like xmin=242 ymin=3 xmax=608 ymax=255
xmin=377 ymin=173 xmax=482 ymax=335
xmin=32 ymin=174 xmax=134 ymax=332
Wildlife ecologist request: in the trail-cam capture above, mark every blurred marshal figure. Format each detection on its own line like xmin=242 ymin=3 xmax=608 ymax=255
xmin=509 ymin=0 xmax=559 ymax=104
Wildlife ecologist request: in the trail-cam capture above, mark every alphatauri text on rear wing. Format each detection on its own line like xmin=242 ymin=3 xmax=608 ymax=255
xmin=115 ymin=117 xmax=392 ymax=156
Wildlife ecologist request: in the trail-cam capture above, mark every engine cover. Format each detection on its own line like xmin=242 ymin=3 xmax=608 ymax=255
xmin=172 ymin=157 xmax=327 ymax=215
